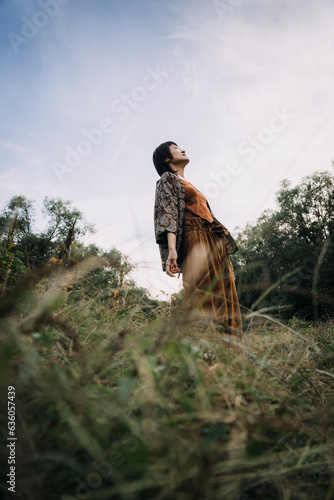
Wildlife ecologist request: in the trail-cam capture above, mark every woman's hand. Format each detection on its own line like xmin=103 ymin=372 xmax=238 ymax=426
xmin=166 ymin=249 xmax=180 ymax=277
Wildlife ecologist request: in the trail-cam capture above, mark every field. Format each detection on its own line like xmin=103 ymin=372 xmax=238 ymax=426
xmin=1 ymin=267 xmax=334 ymax=500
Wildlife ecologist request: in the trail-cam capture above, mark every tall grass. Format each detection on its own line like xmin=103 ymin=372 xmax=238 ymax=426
xmin=0 ymin=262 xmax=333 ymax=500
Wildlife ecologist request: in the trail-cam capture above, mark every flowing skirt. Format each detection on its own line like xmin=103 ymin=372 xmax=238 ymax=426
xmin=181 ymin=216 xmax=242 ymax=340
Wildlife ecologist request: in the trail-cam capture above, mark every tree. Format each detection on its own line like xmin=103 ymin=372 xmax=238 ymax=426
xmin=42 ymin=197 xmax=94 ymax=245
xmin=0 ymin=195 xmax=95 ymax=287
xmin=0 ymin=195 xmax=35 ymax=240
xmin=0 ymin=196 xmax=157 ymax=315
xmin=231 ymin=170 xmax=334 ymax=320
xmin=70 ymin=244 xmax=133 ymax=300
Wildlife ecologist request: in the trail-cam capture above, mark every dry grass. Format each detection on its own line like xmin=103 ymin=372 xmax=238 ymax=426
xmin=0 ymin=270 xmax=333 ymax=500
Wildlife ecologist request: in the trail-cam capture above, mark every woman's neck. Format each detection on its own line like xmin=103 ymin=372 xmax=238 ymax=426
xmin=172 ymin=169 xmax=187 ymax=181
xmin=177 ymin=173 xmax=187 ymax=180
xmin=171 ymin=166 xmax=185 ymax=178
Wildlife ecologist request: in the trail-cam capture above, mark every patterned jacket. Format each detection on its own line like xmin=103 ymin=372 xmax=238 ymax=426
xmin=154 ymin=171 xmax=238 ymax=272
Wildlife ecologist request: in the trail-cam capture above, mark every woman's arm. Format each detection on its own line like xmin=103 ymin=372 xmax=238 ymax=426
xmin=154 ymin=172 xmax=178 ymax=245
xmin=166 ymin=232 xmax=180 ymax=277
xmin=154 ymin=172 xmax=182 ymax=274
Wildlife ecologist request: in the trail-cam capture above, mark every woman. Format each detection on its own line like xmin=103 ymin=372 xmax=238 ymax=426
xmin=153 ymin=141 xmax=242 ymax=340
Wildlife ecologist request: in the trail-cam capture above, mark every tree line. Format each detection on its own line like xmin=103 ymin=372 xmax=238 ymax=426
xmin=230 ymin=170 xmax=334 ymax=320
xmin=0 ymin=195 xmax=159 ymax=319
xmin=1 ymin=169 xmax=333 ymax=321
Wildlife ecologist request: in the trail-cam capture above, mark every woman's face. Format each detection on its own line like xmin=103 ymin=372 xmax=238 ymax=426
xmin=169 ymin=144 xmax=189 ymax=164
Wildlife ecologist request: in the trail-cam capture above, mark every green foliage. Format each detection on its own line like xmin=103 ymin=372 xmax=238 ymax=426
xmin=0 ymin=240 xmax=27 ymax=289
xmin=0 ymin=196 xmax=158 ymax=324
xmin=63 ymin=244 xmax=159 ymax=321
xmin=42 ymin=196 xmax=94 ymax=242
xmin=232 ymin=171 xmax=334 ymax=320
xmin=0 ymin=212 xmax=28 ymax=289
xmin=0 ymin=195 xmax=35 ymax=238
xmin=0 ymin=195 xmax=96 ymax=291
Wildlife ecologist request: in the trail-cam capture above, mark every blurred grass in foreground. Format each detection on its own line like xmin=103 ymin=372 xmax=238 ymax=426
xmin=0 ymin=262 xmax=334 ymax=500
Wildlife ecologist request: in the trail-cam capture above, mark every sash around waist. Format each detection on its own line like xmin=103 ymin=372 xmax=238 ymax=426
xmin=183 ymin=215 xmax=229 ymax=236
xmin=182 ymin=215 xmax=238 ymax=255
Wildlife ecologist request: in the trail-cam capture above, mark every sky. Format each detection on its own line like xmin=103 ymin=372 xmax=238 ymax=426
xmin=1 ymin=0 xmax=334 ymax=300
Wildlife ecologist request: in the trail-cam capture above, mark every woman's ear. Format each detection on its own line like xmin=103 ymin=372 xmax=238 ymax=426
xmin=163 ymin=157 xmax=170 ymax=163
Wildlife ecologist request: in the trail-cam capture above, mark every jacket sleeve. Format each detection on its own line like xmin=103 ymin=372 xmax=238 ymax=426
xmin=154 ymin=172 xmax=179 ymax=245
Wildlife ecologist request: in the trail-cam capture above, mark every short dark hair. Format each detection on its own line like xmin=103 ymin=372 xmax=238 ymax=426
xmin=152 ymin=141 xmax=178 ymax=176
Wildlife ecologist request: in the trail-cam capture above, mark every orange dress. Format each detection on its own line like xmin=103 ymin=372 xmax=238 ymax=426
xmin=182 ymin=179 xmax=214 ymax=222
xmin=180 ymin=178 xmax=242 ymax=339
